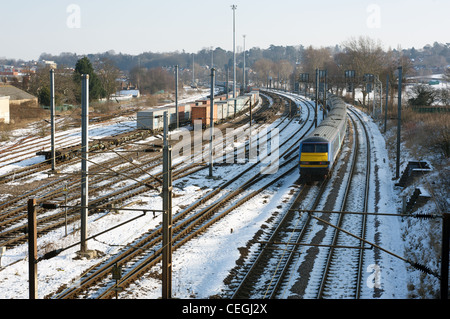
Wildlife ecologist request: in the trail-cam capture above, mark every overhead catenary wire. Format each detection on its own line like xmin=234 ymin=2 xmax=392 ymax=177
xmin=71 ymin=152 xmax=161 ymax=191
xmin=308 ymin=213 xmax=441 ymax=279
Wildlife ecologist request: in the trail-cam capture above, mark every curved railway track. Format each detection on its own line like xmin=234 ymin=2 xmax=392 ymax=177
xmin=0 ymin=95 xmax=276 ymax=249
xmin=0 ymin=92 xmax=281 ymax=253
xmin=0 ymin=108 xmax=141 ymax=168
xmin=1 ymin=92 xmax=436 ymax=299
xmin=229 ymin=100 xmax=375 ymax=299
xmin=315 ymin=106 xmax=371 ymax=298
xmin=49 ymin=92 xmax=313 ymax=299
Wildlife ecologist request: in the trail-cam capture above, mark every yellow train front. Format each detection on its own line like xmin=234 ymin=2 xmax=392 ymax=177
xmin=299 ymin=96 xmax=347 ymax=181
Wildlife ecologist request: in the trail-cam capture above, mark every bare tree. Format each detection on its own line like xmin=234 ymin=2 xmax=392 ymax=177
xmin=28 ymin=66 xmax=77 ymax=105
xmin=301 ymin=46 xmax=333 ymax=75
xmin=130 ymin=67 xmax=174 ymax=95
xmin=96 ymin=58 xmax=121 ymax=101
xmin=444 ymin=67 xmax=450 ymax=83
xmin=273 ymin=60 xmax=294 ymax=89
xmin=341 ymin=36 xmax=385 ymax=105
xmin=253 ymin=58 xmax=275 ymax=87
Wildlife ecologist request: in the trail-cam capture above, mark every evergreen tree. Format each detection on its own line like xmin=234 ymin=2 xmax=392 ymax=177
xmin=73 ymin=57 xmax=105 ymax=102
xmin=38 ymin=86 xmax=50 ymax=106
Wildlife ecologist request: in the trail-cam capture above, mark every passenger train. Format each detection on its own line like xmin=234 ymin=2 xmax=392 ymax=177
xmin=299 ymin=95 xmax=347 ymax=181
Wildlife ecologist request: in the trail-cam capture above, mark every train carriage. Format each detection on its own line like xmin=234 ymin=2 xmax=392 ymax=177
xmin=299 ymin=95 xmax=347 ymax=181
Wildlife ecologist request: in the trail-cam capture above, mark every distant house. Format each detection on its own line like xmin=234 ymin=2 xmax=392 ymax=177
xmin=0 ymin=85 xmax=39 ymax=121
xmin=0 ymin=85 xmax=38 ymax=107
xmin=0 ymin=95 xmax=10 ymax=123
xmin=117 ymin=83 xmax=140 ymax=98
xmin=39 ymin=60 xmax=57 ymax=69
xmin=0 ymin=65 xmax=18 ymax=76
xmin=116 ymin=89 xmax=140 ymax=98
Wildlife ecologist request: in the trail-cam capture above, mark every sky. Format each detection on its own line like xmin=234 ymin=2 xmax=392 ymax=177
xmin=1 ymin=0 xmax=449 ymax=61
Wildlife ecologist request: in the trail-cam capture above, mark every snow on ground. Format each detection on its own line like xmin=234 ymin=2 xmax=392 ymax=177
xmin=381 ymin=118 xmax=447 ymax=299
xmin=0 ymin=110 xmax=302 ymax=299
xmin=352 ymin=106 xmax=408 ymax=298
xmin=0 ymin=89 xmax=444 ymax=299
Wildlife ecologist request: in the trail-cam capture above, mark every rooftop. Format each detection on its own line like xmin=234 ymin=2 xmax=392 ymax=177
xmin=0 ymin=85 xmax=36 ymax=101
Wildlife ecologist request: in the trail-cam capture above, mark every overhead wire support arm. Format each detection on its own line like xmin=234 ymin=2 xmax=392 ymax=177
xmin=36 ymin=210 xmax=149 ymax=262
xmin=307 ymin=212 xmax=441 ymax=280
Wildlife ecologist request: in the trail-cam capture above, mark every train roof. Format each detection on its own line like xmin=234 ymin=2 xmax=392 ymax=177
xmin=303 ymin=95 xmax=347 ymax=143
xmin=301 ymin=136 xmax=329 ymax=143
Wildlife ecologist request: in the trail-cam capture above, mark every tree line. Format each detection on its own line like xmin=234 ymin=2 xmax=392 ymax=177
xmin=27 ymin=57 xmax=121 ymax=106
xmin=13 ymin=37 xmax=450 ymax=107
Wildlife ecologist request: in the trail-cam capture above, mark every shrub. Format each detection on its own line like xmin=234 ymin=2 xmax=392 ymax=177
xmin=401 ymin=109 xmax=450 ymax=158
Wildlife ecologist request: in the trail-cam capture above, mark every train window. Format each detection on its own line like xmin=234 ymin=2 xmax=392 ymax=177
xmin=302 ymin=144 xmax=315 ymax=153
xmin=316 ymin=144 xmax=328 ymax=152
xmin=301 ymin=144 xmax=328 ymax=153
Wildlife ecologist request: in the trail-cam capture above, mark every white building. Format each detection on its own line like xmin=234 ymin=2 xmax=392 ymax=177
xmin=0 ymin=95 xmax=10 ymax=124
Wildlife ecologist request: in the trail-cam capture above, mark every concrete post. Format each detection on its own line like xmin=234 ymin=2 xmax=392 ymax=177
xmin=50 ymin=69 xmax=56 ymax=172
xmin=441 ymin=213 xmax=449 ymax=299
xmin=162 ymin=111 xmax=173 ymax=299
xmin=232 ymin=4 xmax=237 ymax=98
xmin=81 ymin=74 xmax=89 ymax=253
xmin=384 ymin=74 xmax=389 ymax=133
xmin=315 ymin=68 xmax=319 ymax=128
xmin=175 ymin=65 xmax=179 ymax=130
xmin=209 ymin=68 xmax=215 ymax=177
xmin=27 ymin=198 xmax=37 ymax=299
xmin=396 ymin=67 xmax=402 ymax=179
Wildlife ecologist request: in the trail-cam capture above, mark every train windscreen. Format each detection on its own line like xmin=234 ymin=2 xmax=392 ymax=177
xmin=302 ymin=143 xmax=328 ymax=153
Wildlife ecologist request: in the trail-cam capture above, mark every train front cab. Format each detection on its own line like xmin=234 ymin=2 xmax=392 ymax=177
xmin=299 ymin=141 xmax=330 ymax=181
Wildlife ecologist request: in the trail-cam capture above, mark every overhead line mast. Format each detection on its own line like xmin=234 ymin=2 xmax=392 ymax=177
xmin=231 ymin=4 xmax=237 ymax=98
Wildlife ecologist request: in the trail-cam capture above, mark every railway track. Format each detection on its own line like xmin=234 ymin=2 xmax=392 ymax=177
xmin=0 ymin=93 xmax=271 ymax=188
xmin=0 ymin=108 xmax=140 ymax=168
xmin=0 ymin=128 xmax=153 ymax=185
xmin=228 ymin=98 xmax=375 ymax=299
xmin=0 ymin=96 xmax=276 ymax=249
xmin=48 ymin=92 xmax=312 ymax=299
xmin=315 ymin=106 xmax=371 ymax=298
xmin=0 ymin=93 xmax=278 ymax=252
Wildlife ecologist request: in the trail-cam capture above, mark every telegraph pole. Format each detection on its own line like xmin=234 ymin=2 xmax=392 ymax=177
xmin=162 ymin=111 xmax=173 ymax=299
xmin=80 ymin=74 xmax=89 ymax=253
xmin=384 ymin=74 xmax=389 ymax=133
xmin=175 ymin=65 xmax=179 ymax=129
xmin=50 ymin=69 xmax=56 ymax=173
xmin=396 ymin=67 xmax=402 ymax=179
xmin=243 ymin=34 xmax=246 ymax=92
xmin=211 ymin=46 xmax=214 ymax=69
xmin=27 ymin=198 xmax=37 ymax=299
xmin=323 ymin=70 xmax=327 ymax=119
xmin=226 ymin=64 xmax=229 ymax=99
xmin=192 ymin=54 xmax=195 ymax=87
xmin=442 ymin=213 xmax=450 ymax=299
xmin=315 ymin=68 xmax=319 ymax=128
xmin=231 ymin=4 xmax=237 ymax=98
xmin=209 ymin=68 xmax=215 ymax=177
